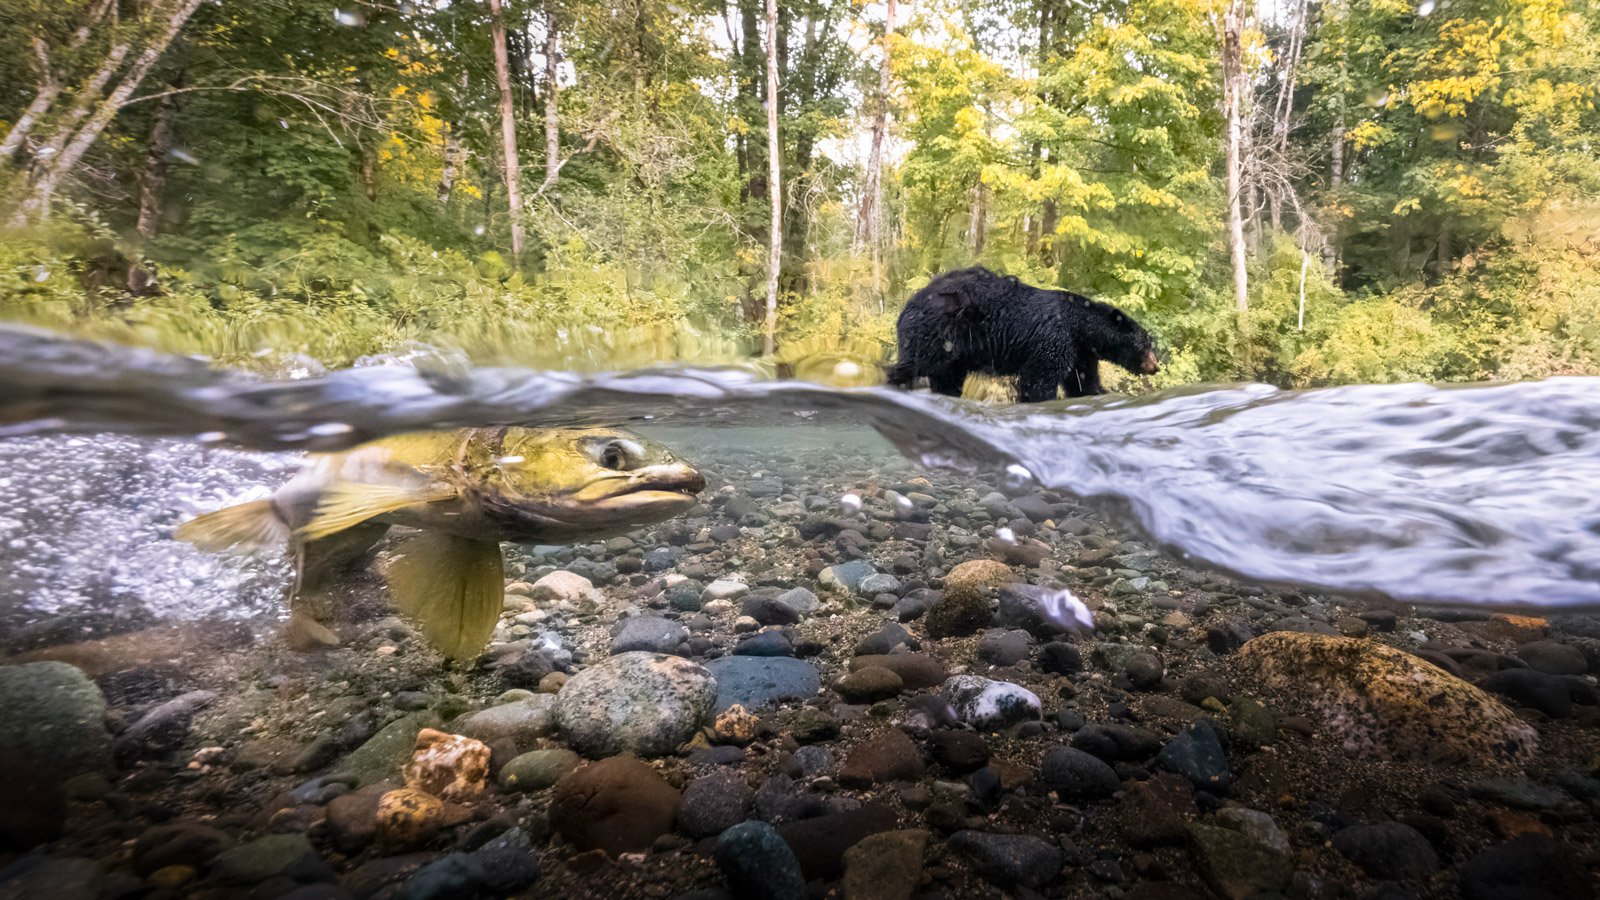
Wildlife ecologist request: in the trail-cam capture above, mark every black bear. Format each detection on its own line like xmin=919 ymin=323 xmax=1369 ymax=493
xmin=885 ymin=266 xmax=1159 ymax=402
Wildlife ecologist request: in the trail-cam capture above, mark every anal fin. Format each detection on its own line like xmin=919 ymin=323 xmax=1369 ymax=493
xmin=383 ymin=532 xmax=504 ymax=661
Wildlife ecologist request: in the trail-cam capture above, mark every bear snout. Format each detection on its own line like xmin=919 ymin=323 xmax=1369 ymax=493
xmin=1140 ymin=348 xmax=1160 ymax=375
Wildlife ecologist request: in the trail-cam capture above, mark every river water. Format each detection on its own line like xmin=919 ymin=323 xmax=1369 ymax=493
xmin=2 ymin=323 xmax=1598 ymax=623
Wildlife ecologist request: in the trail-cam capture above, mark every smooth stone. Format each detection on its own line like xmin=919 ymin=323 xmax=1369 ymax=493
xmin=859 ymin=573 xmax=902 ymax=595
xmin=113 ymin=689 xmax=217 ymax=763
xmin=930 ymin=731 xmax=989 ymax=773
xmin=733 ymin=631 xmax=795 ymax=657
xmin=776 ymin=804 xmax=898 ymax=880
xmin=775 ymin=587 xmax=820 ymax=616
xmin=450 ymin=696 xmax=557 ymax=751
xmin=1157 ymin=721 xmax=1232 ymax=791
xmin=839 ymin=730 xmax=926 ymax=787
xmin=212 ymin=834 xmax=334 ymax=885
xmin=842 ymin=829 xmax=928 ymax=900
xmin=499 ymin=748 xmax=581 ymax=792
xmin=977 ymin=629 xmax=1033 ymax=667
xmin=705 ymin=657 xmax=820 ymax=712
xmin=1188 ymin=824 xmax=1292 ymax=900
xmin=854 ymin=623 xmax=915 ymax=656
xmin=549 ymin=756 xmax=680 ymax=855
xmin=704 ymin=578 xmax=750 ymax=602
xmin=836 ymin=667 xmax=903 ymax=703
xmin=715 ymin=821 xmax=807 ymax=900
xmin=610 ymin=616 xmax=688 ymax=655
xmin=1458 ymin=835 xmax=1594 ymax=900
xmin=1516 ymin=640 xmax=1587 ymax=676
xmin=555 ymin=652 xmax=717 ymax=757
xmin=396 ymin=853 xmax=484 ymax=900
xmin=848 ymin=654 xmax=948 ymax=690
xmin=1479 ymin=668 xmax=1574 ymax=718
xmin=472 ymin=826 xmax=540 ymax=895
xmin=742 ymin=591 xmax=803 ymax=626
xmin=679 ymin=772 xmax=755 ymax=838
xmin=0 ymin=857 xmax=105 ymax=900
xmin=1038 ymin=642 xmax=1084 ymax=674
xmin=0 ymin=662 xmax=113 ymax=783
xmin=131 ymin=822 xmax=234 ymax=875
xmin=1070 ymin=723 xmax=1163 ymax=762
xmin=948 ymin=830 xmax=1062 ymax=890
xmin=1037 ymin=746 xmax=1120 ymax=800
xmin=337 ymin=712 xmax=443 ymax=787
xmin=820 ymin=560 xmax=879 ymax=594
xmin=941 ymin=675 xmax=1041 ymax=730
xmin=1332 ymin=822 xmax=1440 ymax=880
xmin=996 ymin=584 xmax=1085 ymax=637
xmin=528 ymin=571 xmax=601 ymax=604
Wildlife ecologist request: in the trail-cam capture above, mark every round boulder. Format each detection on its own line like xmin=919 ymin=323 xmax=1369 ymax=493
xmin=556 ymin=652 xmax=717 ymax=758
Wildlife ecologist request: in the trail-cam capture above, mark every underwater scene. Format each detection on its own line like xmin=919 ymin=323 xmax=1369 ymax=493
xmin=0 ymin=328 xmax=1597 ymax=900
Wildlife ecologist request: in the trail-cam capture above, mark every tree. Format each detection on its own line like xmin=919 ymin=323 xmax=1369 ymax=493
xmin=1222 ymin=0 xmax=1249 ymax=312
xmin=763 ymin=0 xmax=782 ymax=355
xmin=856 ymin=0 xmax=896 ymax=290
xmin=487 ymin=0 xmax=525 ymax=263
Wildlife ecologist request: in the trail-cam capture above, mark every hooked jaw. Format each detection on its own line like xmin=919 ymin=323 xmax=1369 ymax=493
xmin=604 ymin=463 xmax=707 ymax=512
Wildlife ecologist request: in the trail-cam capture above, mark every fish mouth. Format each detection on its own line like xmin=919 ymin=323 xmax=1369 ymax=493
xmin=590 ymin=463 xmax=706 ymax=513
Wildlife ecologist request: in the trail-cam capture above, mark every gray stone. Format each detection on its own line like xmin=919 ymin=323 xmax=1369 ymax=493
xmin=1516 ymin=640 xmax=1587 ymax=676
xmin=859 ymin=573 xmax=902 ymax=595
xmin=1157 ymin=720 xmax=1231 ymax=791
xmin=556 ymin=652 xmax=716 ymax=757
xmin=680 ymin=772 xmax=754 ymax=838
xmin=949 ymin=831 xmax=1061 ymax=890
xmin=0 ymin=856 xmax=104 ymax=900
xmin=775 ymin=587 xmax=820 ymax=616
xmin=114 ymin=689 xmax=217 ymax=763
xmin=1189 ymin=824 xmax=1292 ymax=900
xmin=1332 ymin=822 xmax=1440 ymax=880
xmin=705 ymin=657 xmax=821 ymax=712
xmin=820 ymin=560 xmax=878 ymax=594
xmin=451 ymin=696 xmax=556 ymax=750
xmin=0 ymin=663 xmax=113 ymax=783
xmin=1037 ymin=746 xmax=1120 ymax=800
xmin=610 ymin=616 xmax=688 ymax=655
xmin=977 ymin=629 xmax=1034 ymax=667
xmin=212 ymin=833 xmax=333 ymax=885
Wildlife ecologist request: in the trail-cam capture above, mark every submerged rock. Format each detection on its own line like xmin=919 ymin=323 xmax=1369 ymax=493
xmin=1236 ymin=632 xmax=1538 ymax=765
xmin=949 ymin=830 xmax=1062 ymax=890
xmin=842 ymin=829 xmax=928 ymax=900
xmin=402 ymin=729 xmax=490 ymax=802
xmin=549 ymin=756 xmax=680 ymax=855
xmin=705 ymin=656 xmax=820 ymax=712
xmin=941 ymin=675 xmax=1041 ymax=730
xmin=555 ymin=652 xmax=716 ymax=757
xmin=0 ymin=662 xmax=113 ymax=783
xmin=716 ymin=821 xmax=807 ymax=900
xmin=337 ymin=711 xmax=444 ymax=787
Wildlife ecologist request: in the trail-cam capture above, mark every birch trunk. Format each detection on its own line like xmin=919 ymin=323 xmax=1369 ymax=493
xmin=488 ymin=0 xmax=525 ymax=263
xmin=855 ymin=0 xmax=894 ymax=255
xmin=544 ymin=4 xmax=561 ymax=188
xmin=762 ymin=0 xmax=781 ymax=356
xmin=15 ymin=0 xmax=203 ymax=225
xmin=1223 ymin=0 xmax=1249 ymax=313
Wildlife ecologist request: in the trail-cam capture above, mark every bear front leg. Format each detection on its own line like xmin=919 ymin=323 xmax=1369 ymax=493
xmin=926 ymin=367 xmax=968 ymax=397
xmin=1063 ymin=358 xmax=1104 ymax=397
xmin=1016 ymin=359 xmax=1064 ymax=403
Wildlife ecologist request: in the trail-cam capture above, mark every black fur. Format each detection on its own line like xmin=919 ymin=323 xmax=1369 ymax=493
xmin=886 ymin=266 xmax=1159 ymax=402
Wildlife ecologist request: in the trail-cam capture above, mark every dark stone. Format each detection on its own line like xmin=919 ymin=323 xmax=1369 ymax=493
xmin=549 ymin=756 xmax=681 ymax=856
xmin=1480 ymin=669 xmax=1574 ymax=718
xmin=836 ymin=667 xmax=904 ymax=703
xmin=1039 ymin=642 xmax=1084 ymax=675
xmin=680 ymin=773 xmax=755 ymax=839
xmin=1121 ymin=652 xmax=1165 ymax=690
xmin=977 ymin=629 xmax=1034 ymax=667
xmin=0 ymin=749 xmax=66 ymax=851
xmin=776 ymin=804 xmax=898 ymax=880
xmin=743 ymin=592 xmax=802 ymax=627
xmin=114 ymin=689 xmax=218 ymax=764
xmin=948 ymin=830 xmax=1062 ymax=890
xmin=471 ymin=827 xmax=540 ymax=894
xmin=1188 ymin=824 xmax=1292 ymax=900
xmin=1037 ymin=746 xmax=1120 ymax=801
xmin=1516 ymin=640 xmax=1587 ymax=676
xmin=130 ymin=821 xmax=234 ymax=875
xmin=610 ymin=616 xmax=688 ymax=655
xmin=1071 ymin=724 xmax=1163 ymax=762
xmin=1205 ymin=621 xmax=1253 ymax=654
xmin=715 ymin=821 xmax=807 ymax=900
xmin=1156 ymin=721 xmax=1231 ymax=791
xmin=0 ymin=856 xmax=104 ymax=900
xmin=212 ymin=833 xmax=334 ymax=885
xmin=397 ymin=854 xmax=485 ymax=900
xmin=704 ymin=657 xmax=820 ymax=713
xmin=839 ymin=730 xmax=926 ymax=788
xmin=1332 ymin=822 xmax=1440 ymax=880
xmin=854 ymin=623 xmax=916 ymax=656
xmin=930 ymin=731 xmax=989 ymax=773
xmin=924 ymin=592 xmax=992 ymax=639
xmin=848 ymin=654 xmax=949 ymax=690
xmin=733 ymin=631 xmax=794 ymax=657
xmin=1458 ymin=836 xmax=1594 ymax=900
xmin=1118 ymin=773 xmax=1196 ymax=846
xmin=753 ymin=774 xmax=827 ymax=824
xmin=1178 ymin=673 xmax=1231 ymax=706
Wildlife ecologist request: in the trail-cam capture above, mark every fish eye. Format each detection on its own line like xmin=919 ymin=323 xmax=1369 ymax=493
xmin=589 ymin=438 xmax=645 ymax=471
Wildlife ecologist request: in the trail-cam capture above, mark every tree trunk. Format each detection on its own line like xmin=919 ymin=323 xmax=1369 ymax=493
xmin=1323 ymin=65 xmax=1345 ymax=272
xmin=135 ymin=76 xmax=180 ymax=239
xmin=3 ymin=0 xmax=118 ymax=162
xmin=438 ymin=123 xmax=461 ymax=203
xmin=488 ymin=0 xmax=525 ymax=263
xmin=762 ymin=0 xmax=781 ymax=356
xmin=1222 ymin=0 xmax=1249 ymax=313
xmin=543 ymin=4 xmax=561 ymax=188
xmin=15 ymin=0 xmax=203 ymax=226
xmin=855 ymin=0 xmax=895 ymax=258
xmin=969 ymin=180 xmax=986 ymax=256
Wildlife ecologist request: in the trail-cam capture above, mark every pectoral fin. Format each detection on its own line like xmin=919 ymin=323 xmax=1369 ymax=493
xmin=384 ymin=532 xmax=504 ymax=660
xmin=176 ymin=500 xmax=289 ymax=552
xmin=298 ymin=482 xmax=456 ymax=542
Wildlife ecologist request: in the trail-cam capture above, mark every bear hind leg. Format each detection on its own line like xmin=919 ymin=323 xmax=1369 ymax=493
xmin=1017 ymin=359 xmax=1065 ymax=403
xmin=927 ymin=368 xmax=968 ymax=398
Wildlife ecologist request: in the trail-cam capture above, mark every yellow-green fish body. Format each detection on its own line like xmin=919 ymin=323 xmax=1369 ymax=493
xmin=178 ymin=427 xmax=705 ymax=659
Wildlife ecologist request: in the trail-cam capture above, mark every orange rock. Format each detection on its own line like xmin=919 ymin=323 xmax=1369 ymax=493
xmin=375 ymin=787 xmax=443 ymax=850
xmin=403 ymin=728 xmax=491 ymax=802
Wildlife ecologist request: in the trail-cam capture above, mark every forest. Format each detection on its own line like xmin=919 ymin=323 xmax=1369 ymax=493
xmin=0 ymin=0 xmax=1597 ymax=386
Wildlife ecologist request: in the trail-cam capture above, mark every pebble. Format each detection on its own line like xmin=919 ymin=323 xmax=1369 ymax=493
xmin=549 ymin=756 xmax=680 ymax=855
xmin=680 ymin=772 xmax=755 ymax=838
xmin=704 ymin=578 xmax=751 ymax=602
xmin=0 ymin=663 xmax=114 ymax=784
xmin=715 ymin=821 xmax=807 ymax=900
xmin=1479 ymin=668 xmax=1574 ymax=718
xmin=498 ymin=748 xmax=581 ymax=792
xmin=375 ymin=787 xmax=445 ymax=850
xmin=1038 ymin=746 xmax=1120 ymax=800
xmin=733 ymin=630 xmax=794 ymax=656
xmin=1188 ymin=824 xmax=1292 ymax=900
xmin=473 ymin=827 xmax=541 ymax=894
xmin=848 ymin=653 xmax=948 ymax=689
xmin=836 ymin=666 xmax=903 ymax=703
xmin=130 ymin=822 xmax=233 ymax=875
xmin=941 ymin=675 xmax=1041 ymax=730
xmin=555 ymin=652 xmax=717 ymax=756
xmin=819 ymin=560 xmax=879 ymax=594
xmin=775 ymin=804 xmax=898 ymax=880
xmin=705 ymin=656 xmax=820 ymax=712
xmin=211 ymin=833 xmax=334 ymax=885
xmin=1038 ymin=641 xmax=1083 ymax=674
xmin=528 ymin=571 xmax=601 ymax=604
xmin=948 ymin=830 xmax=1062 ymax=890
xmin=930 ymin=730 xmax=990 ymax=773
xmin=1458 ymin=835 xmax=1593 ymax=900
xmin=1516 ymin=640 xmax=1588 ymax=676
xmin=451 ymin=695 xmax=558 ymax=750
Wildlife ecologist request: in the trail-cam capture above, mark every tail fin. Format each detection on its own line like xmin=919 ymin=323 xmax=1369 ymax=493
xmin=175 ymin=500 xmax=290 ymax=552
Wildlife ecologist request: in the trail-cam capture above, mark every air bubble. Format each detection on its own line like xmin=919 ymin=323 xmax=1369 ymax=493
xmin=1416 ymin=0 xmax=1436 ymax=14
xmin=995 ymin=526 xmax=1017 ymax=544
xmin=333 ymin=8 xmax=366 ymax=26
xmin=839 ymin=493 xmax=862 ymax=513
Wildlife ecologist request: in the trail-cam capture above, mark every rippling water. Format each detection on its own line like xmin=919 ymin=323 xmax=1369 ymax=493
xmin=3 ymin=324 xmax=1599 ymax=610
